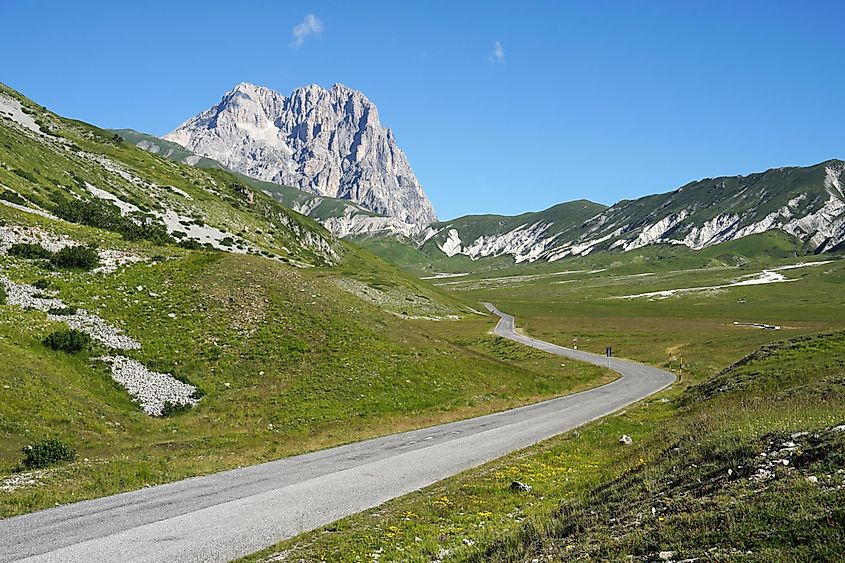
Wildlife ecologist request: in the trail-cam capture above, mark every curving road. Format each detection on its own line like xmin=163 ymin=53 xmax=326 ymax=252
xmin=0 ymin=304 xmax=674 ymax=562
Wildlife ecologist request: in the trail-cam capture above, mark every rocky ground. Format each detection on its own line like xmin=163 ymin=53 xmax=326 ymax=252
xmin=0 ymin=226 xmax=197 ymax=416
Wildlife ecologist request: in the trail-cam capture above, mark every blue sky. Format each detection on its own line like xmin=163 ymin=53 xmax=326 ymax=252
xmin=2 ymin=1 xmax=844 ymax=220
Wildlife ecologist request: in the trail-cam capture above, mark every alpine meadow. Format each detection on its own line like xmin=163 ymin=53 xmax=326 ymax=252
xmin=1 ymin=3 xmax=844 ymax=562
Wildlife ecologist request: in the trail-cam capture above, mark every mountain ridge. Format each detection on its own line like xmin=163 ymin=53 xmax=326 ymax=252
xmin=416 ymin=159 xmax=845 ymax=263
xmin=163 ymin=82 xmax=437 ymax=227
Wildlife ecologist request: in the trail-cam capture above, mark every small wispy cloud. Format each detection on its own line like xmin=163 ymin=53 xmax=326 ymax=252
xmin=490 ymin=40 xmax=505 ymax=63
xmin=292 ymin=14 xmax=323 ymax=47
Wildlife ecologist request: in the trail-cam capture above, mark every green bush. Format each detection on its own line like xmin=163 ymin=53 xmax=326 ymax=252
xmin=33 ymin=279 xmax=51 ymax=290
xmin=178 ymin=238 xmax=203 ymax=250
xmin=47 ymin=306 xmax=77 ymax=316
xmin=50 ymin=246 xmax=99 ymax=270
xmin=20 ymin=439 xmax=77 ymax=469
xmin=160 ymin=401 xmax=194 ymax=417
xmin=8 ymin=243 xmax=52 ymax=259
xmin=0 ymin=284 xmax=6 ymax=305
xmin=55 ymin=198 xmax=124 ymax=231
xmin=12 ymin=168 xmax=37 ymax=183
xmin=43 ymin=328 xmax=91 ymax=353
xmin=0 ymin=189 xmax=27 ymax=206
xmin=54 ymin=198 xmax=173 ymax=246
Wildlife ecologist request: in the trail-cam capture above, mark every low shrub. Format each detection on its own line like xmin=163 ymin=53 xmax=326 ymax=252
xmin=47 ymin=306 xmax=77 ymax=316
xmin=55 ymin=198 xmax=173 ymax=246
xmin=160 ymin=401 xmax=194 ymax=417
xmin=12 ymin=168 xmax=37 ymax=183
xmin=43 ymin=328 xmax=91 ymax=353
xmin=20 ymin=439 xmax=77 ymax=469
xmin=178 ymin=238 xmax=203 ymax=250
xmin=50 ymin=246 xmax=99 ymax=270
xmin=0 ymin=189 xmax=27 ymax=206
xmin=0 ymin=284 xmax=6 ymax=305
xmin=33 ymin=279 xmax=51 ymax=290
xmin=8 ymin=243 xmax=52 ymax=260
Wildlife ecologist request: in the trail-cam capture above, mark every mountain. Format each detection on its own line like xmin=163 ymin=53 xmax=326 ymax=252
xmin=164 ymin=82 xmax=437 ymax=228
xmin=116 ymin=128 xmax=422 ymax=238
xmin=419 ymin=161 xmax=845 ymax=263
xmin=420 ymin=200 xmax=608 ymax=263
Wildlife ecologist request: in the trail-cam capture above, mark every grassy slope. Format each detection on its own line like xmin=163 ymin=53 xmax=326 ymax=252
xmin=0 ymin=85 xmax=614 ymax=517
xmin=248 ymin=307 xmax=845 ymax=563
xmin=361 ymin=220 xmax=811 ymax=278
xmin=426 ymin=200 xmax=608 ymax=244
xmin=0 ymin=84 xmax=338 ymax=266
xmin=248 ymin=245 xmax=845 ymax=561
xmin=0 ymin=238 xmax=612 ymax=517
xmin=404 ymin=159 xmax=844 ymax=272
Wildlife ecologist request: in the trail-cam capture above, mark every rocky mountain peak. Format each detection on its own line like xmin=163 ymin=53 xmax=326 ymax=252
xmin=164 ymin=82 xmax=436 ymax=226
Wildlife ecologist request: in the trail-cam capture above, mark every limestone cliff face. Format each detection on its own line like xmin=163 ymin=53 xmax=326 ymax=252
xmin=165 ymin=82 xmax=436 ymax=227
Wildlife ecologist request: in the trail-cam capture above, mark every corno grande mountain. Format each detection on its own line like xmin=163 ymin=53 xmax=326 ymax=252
xmin=164 ymin=82 xmax=437 ymax=228
xmin=420 ymin=160 xmax=845 ymax=262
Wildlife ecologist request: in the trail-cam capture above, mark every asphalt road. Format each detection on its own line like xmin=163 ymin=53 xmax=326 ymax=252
xmin=0 ymin=304 xmax=675 ymax=562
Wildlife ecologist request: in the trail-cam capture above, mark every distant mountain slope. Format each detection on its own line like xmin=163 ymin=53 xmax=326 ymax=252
xmin=110 ymin=129 xmax=223 ymax=169
xmin=163 ymin=82 xmax=437 ymax=227
xmin=420 ymin=200 xmax=608 ymax=263
xmin=420 ymin=161 xmax=845 ymax=263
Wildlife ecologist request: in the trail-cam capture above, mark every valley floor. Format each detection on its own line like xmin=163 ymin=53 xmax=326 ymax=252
xmin=0 ymin=306 xmax=671 ymax=562
xmin=247 ymin=254 xmax=845 ymax=562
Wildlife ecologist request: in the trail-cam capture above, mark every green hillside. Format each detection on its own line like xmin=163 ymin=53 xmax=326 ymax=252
xmin=251 ymin=246 xmax=845 ymax=562
xmin=0 ymin=83 xmax=612 ymax=517
xmin=426 ymin=200 xmax=607 ymax=246
xmin=396 ymin=160 xmax=845 ymax=269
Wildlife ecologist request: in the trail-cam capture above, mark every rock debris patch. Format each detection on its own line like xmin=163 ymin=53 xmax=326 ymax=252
xmin=0 ymin=224 xmax=77 ymax=254
xmin=98 ymin=356 xmax=198 ymax=416
xmin=1 ymin=263 xmax=195 ymax=416
xmin=49 ymin=310 xmax=140 ymax=350
xmin=0 ymin=224 xmax=144 ymax=274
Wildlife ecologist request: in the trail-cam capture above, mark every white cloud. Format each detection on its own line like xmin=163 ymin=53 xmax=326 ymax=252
xmin=490 ymin=40 xmax=505 ymax=63
xmin=292 ymin=14 xmax=323 ymax=47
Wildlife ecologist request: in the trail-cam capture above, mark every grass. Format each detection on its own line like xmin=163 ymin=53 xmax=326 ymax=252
xmin=244 ymin=330 xmax=845 ymax=563
xmin=0 ymin=81 xmax=338 ymax=266
xmin=4 ymin=79 xmax=845 ymax=559
xmin=244 ymin=249 xmax=845 ymax=561
xmin=0 ymin=82 xmax=617 ymax=518
xmin=0 ymin=236 xmax=613 ymax=518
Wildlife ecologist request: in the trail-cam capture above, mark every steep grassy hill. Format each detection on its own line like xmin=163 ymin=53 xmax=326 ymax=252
xmin=0 ymin=84 xmax=612 ymax=517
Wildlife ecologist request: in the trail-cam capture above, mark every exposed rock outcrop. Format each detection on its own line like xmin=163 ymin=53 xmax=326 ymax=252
xmin=165 ymin=83 xmax=437 ymax=227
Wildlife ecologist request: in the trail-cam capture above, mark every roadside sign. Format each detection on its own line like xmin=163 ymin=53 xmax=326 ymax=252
xmin=606 ymin=347 xmax=612 ymax=358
